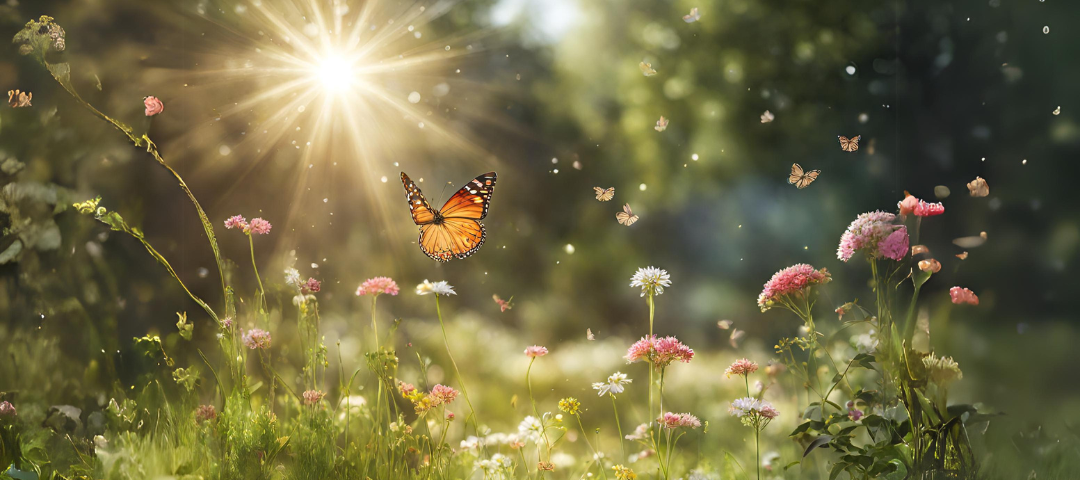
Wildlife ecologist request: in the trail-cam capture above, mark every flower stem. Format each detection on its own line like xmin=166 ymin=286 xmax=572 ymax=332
xmin=647 ymin=293 xmax=655 ymax=424
xmin=755 ymin=428 xmax=761 ymax=480
xmin=247 ymin=234 xmax=265 ymax=312
xmin=611 ymin=395 xmax=626 ymax=461
xmin=371 ymin=295 xmax=380 ymax=351
xmin=434 ymin=294 xmax=478 ymax=431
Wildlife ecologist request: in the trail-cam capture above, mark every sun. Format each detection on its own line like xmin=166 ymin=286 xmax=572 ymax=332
xmin=313 ymin=51 xmax=357 ymax=95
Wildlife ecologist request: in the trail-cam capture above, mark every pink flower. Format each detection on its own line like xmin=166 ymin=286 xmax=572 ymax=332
xmin=653 ymin=336 xmax=694 ymax=367
xmin=848 ymin=408 xmax=864 ymax=422
xmin=658 ymin=412 xmax=701 ymax=429
xmin=758 ymin=403 xmax=780 ymax=420
xmin=877 ymin=226 xmax=909 ymax=261
xmin=757 ymin=264 xmax=831 ymax=311
xmin=195 ymin=404 xmax=216 ymax=422
xmin=242 ymin=328 xmax=272 ymax=349
xmin=144 ymin=96 xmax=164 ymax=116
xmin=301 ymin=277 xmax=321 ymax=294
xmin=0 ymin=401 xmax=15 ymax=419
xmin=837 ymin=211 xmax=905 ymax=262
xmin=725 ymin=358 xmax=759 ymax=378
xmin=914 ymin=200 xmax=945 ymax=217
xmin=898 ymin=194 xmax=919 ymax=217
xmin=446 ymin=411 xmax=455 ymax=421
xmin=303 ymin=390 xmax=326 ymax=406
xmin=430 ymin=384 xmax=460 ymax=404
xmin=356 ymin=276 xmax=400 ymax=296
xmin=625 ymin=336 xmax=655 ymax=363
xmin=950 ymin=287 xmax=979 ymax=306
xmin=525 ymin=345 xmax=549 ymax=358
xmin=397 ymin=380 xmax=417 ymax=396
xmin=224 ymin=215 xmax=248 ymax=230
xmin=245 ymin=218 xmax=272 ymax=235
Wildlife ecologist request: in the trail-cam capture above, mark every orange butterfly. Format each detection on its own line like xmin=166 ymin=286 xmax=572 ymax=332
xmin=838 ymin=135 xmax=861 ymax=152
xmin=400 ymin=171 xmax=497 ymax=262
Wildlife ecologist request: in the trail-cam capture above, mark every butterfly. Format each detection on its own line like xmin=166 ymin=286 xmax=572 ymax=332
xmin=838 ymin=135 xmax=861 ymax=152
xmin=955 ymin=251 xmax=968 ymax=260
xmin=682 ymin=7 xmax=701 ymax=23
xmin=967 ymin=176 xmax=989 ymax=197
xmin=400 ymin=171 xmax=497 ymax=262
xmin=493 ymin=294 xmax=513 ymax=312
xmin=594 ymin=187 xmax=615 ymax=201
xmin=760 ymin=110 xmax=774 ymax=123
xmin=616 ymin=203 xmax=639 ymax=226
xmin=787 ymin=163 xmax=820 ymax=189
xmin=717 ymin=320 xmax=733 ymax=330
xmin=639 ymin=61 xmax=657 ymax=76
xmin=7 ymin=90 xmax=31 ymax=108
xmin=586 ymin=328 xmax=596 ymax=341
xmin=654 ymin=116 xmax=669 ymax=132
xmin=729 ymin=328 xmax=745 ymax=348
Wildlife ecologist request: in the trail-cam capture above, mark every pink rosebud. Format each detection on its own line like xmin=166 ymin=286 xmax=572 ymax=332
xmin=525 ymin=345 xmax=549 ymax=358
xmin=446 ymin=411 xmax=455 ymax=421
xmin=144 ymin=96 xmax=164 ymax=116
xmin=950 ymin=286 xmax=979 ymax=306
xmin=898 ymin=194 xmax=918 ymax=217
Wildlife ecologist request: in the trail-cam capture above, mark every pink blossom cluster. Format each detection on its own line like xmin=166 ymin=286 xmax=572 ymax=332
xmin=223 ymin=215 xmax=272 ymax=235
xmin=302 ymin=390 xmax=326 ymax=406
xmin=724 ymin=358 xmax=759 ymax=378
xmin=950 ymin=286 xmax=979 ymax=306
xmin=430 ymin=384 xmax=460 ymax=404
xmin=624 ymin=335 xmax=694 ymax=369
xmin=756 ymin=264 xmax=831 ymax=311
xmin=397 ymin=380 xmax=417 ymax=397
xmin=195 ymin=404 xmax=216 ymax=422
xmin=356 ymin=276 xmax=400 ymax=296
xmin=524 ymin=345 xmax=549 ymax=358
xmin=300 ymin=277 xmax=321 ymax=295
xmin=728 ymin=397 xmax=779 ymax=420
xmin=0 ymin=401 xmax=15 ymax=419
xmin=657 ymin=412 xmax=701 ymax=429
xmin=242 ymin=328 xmax=272 ymax=350
xmin=837 ymin=211 xmax=908 ymax=262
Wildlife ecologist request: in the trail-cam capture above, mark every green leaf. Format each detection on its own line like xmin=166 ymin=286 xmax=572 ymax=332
xmin=790 ymin=421 xmax=815 ymax=436
xmin=803 ymin=435 xmax=833 ymax=457
xmin=852 ymin=353 xmax=876 ymax=369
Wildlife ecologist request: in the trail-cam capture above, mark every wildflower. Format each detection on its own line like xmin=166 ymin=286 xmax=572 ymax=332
xmin=625 ymin=335 xmax=694 ymax=368
xmin=224 ymin=215 xmax=248 ymax=230
xmin=624 ymin=336 xmax=655 ymax=363
xmin=242 ymin=328 xmax=272 ymax=349
xmin=757 ymin=403 xmax=779 ymax=419
xmin=592 ymin=371 xmax=632 ymax=397
xmin=0 ymin=401 xmax=15 ymax=419
xmin=730 ymin=397 xmax=779 ymax=429
xmin=144 ymin=96 xmax=164 ymax=116
xmin=558 ymin=397 xmax=581 ymax=415
xmin=918 ymin=258 xmax=942 ymax=273
xmin=300 ymin=277 xmax=321 ymax=294
xmin=302 ymin=390 xmax=325 ymax=406
xmin=848 ymin=408 xmax=864 ymax=422
xmin=629 ymin=266 xmax=672 ymax=297
xmin=898 ymin=194 xmax=919 ymax=217
xmin=446 ymin=411 xmax=455 ymax=421
xmin=625 ymin=423 xmax=649 ymax=441
xmin=524 ymin=345 xmax=549 ymax=358
xmin=950 ymin=286 xmax=979 ymax=305
xmin=612 ymin=465 xmax=638 ymax=480
xmin=245 ymin=217 xmax=272 ymax=235
xmin=195 ymin=404 xmax=216 ymax=422
xmin=658 ymin=412 xmax=701 ymax=429
xmin=724 ymin=358 xmax=758 ymax=378
xmin=493 ymin=294 xmax=513 ymax=312
xmin=415 ymin=279 xmax=456 ymax=296
xmin=461 ymin=435 xmax=483 ymax=451
xmin=538 ymin=461 xmax=555 ymax=471
xmin=221 ymin=317 xmax=233 ymax=329
xmin=728 ymin=397 xmax=760 ymax=418
xmin=835 ymin=301 xmax=857 ymax=320
xmin=878 ymin=226 xmax=909 ymax=261
xmin=923 ymin=353 xmax=963 ymax=385
xmin=518 ymin=415 xmax=544 ymax=443
xmin=357 ymin=276 xmax=400 ymax=296
xmin=757 ymin=264 xmax=831 ymax=311
xmin=397 ymin=380 xmax=417 ymax=397
xmin=430 ymin=384 xmax=460 ymax=404
xmin=914 ymin=199 xmax=945 ymax=217
xmin=912 ymin=245 xmax=930 ymax=256
xmin=762 ymin=451 xmax=781 ymax=471
xmin=853 ymin=331 xmax=878 ymax=354
xmin=837 ymin=210 xmax=906 ymax=262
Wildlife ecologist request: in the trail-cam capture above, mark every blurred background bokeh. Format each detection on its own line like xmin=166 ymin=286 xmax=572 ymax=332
xmin=2 ymin=0 xmax=1079 ymax=476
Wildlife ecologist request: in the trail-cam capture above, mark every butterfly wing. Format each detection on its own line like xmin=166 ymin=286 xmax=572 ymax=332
xmin=439 ymin=172 xmax=497 ymax=220
xmin=594 ymin=187 xmax=614 ymax=201
xmin=417 ymin=219 xmax=486 ymax=262
xmin=788 ymin=163 xmax=805 ymax=185
xmin=839 ymin=135 xmax=861 ymax=152
xmin=616 ymin=204 xmax=639 ymax=226
xmin=401 ymin=172 xmax=437 ymax=225
xmin=796 ymin=169 xmax=821 ymax=189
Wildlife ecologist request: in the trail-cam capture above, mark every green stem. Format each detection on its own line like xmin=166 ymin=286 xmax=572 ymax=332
xmin=247 ymin=233 xmax=265 ymax=312
xmin=611 ymin=395 xmax=625 ymax=461
xmin=575 ymin=415 xmax=607 ymax=479
xmin=434 ymin=294 xmax=478 ymax=431
xmin=647 ymin=293 xmax=655 ymax=424
xmin=755 ymin=428 xmax=761 ymax=480
xmin=371 ymin=295 xmax=381 ymax=351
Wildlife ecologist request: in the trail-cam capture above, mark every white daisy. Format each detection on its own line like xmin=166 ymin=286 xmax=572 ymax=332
xmin=415 ymin=279 xmax=456 ymax=296
xmin=592 ymin=371 xmax=632 ymax=397
xmin=629 ymin=266 xmax=672 ymax=297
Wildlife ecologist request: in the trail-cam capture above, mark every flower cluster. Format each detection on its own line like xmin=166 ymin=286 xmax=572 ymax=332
xmin=223 ymin=215 xmax=272 ymax=235
xmin=242 ymin=328 xmax=272 ymax=350
xmin=592 ymin=371 xmax=632 ymax=397
xmin=0 ymin=401 xmax=16 ymax=420
xmin=415 ymin=279 xmax=456 ymax=296
xmin=406 ymin=384 xmax=460 ymax=415
xmin=557 ymin=397 xmax=581 ymax=415
xmin=518 ymin=415 xmax=545 ymax=443
xmin=922 ymin=353 xmax=963 ymax=386
xmin=729 ymin=397 xmax=779 ymax=430
xmin=629 ymin=266 xmax=672 ymax=297
xmin=657 ymin=411 xmax=701 ymax=429
xmin=195 ymin=404 xmax=216 ymax=423
xmin=524 ymin=345 xmax=549 ymax=358
xmin=302 ymin=390 xmax=326 ymax=406
xmin=356 ymin=276 xmax=400 ymax=296
xmin=756 ymin=264 xmax=831 ymax=311
xmin=724 ymin=358 xmax=759 ymax=378
xmin=612 ymin=465 xmax=637 ymax=480
xmin=624 ymin=335 xmax=694 ymax=369
xmin=837 ymin=211 xmax=908 ymax=262
xmin=950 ymin=286 xmax=979 ymax=306
xmin=475 ymin=454 xmax=514 ymax=474
xmin=846 ymin=401 xmax=864 ymax=422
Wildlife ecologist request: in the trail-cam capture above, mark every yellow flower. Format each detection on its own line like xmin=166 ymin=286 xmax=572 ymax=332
xmin=558 ymin=397 xmax=581 ymax=415
xmin=612 ymin=465 xmax=637 ymax=480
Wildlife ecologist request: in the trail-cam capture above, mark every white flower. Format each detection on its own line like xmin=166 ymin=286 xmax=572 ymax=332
xmin=853 ymin=330 xmax=878 ymax=354
xmin=592 ymin=371 xmax=633 ymax=397
xmin=728 ymin=397 xmax=761 ymax=418
xmin=624 ymin=422 xmax=649 ymax=441
xmin=460 ymin=435 xmax=484 ymax=452
xmin=517 ymin=415 xmax=544 ymax=443
xmin=415 ymin=279 xmax=456 ymax=296
xmin=284 ymin=267 xmax=301 ymax=288
xmin=629 ymin=266 xmax=672 ymax=297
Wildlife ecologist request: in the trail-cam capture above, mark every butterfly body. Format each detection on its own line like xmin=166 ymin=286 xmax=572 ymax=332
xmin=400 ymin=171 xmax=497 ymax=262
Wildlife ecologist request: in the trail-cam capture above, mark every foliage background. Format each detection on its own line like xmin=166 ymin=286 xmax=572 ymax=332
xmin=1 ymin=0 xmax=1079 ymax=476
